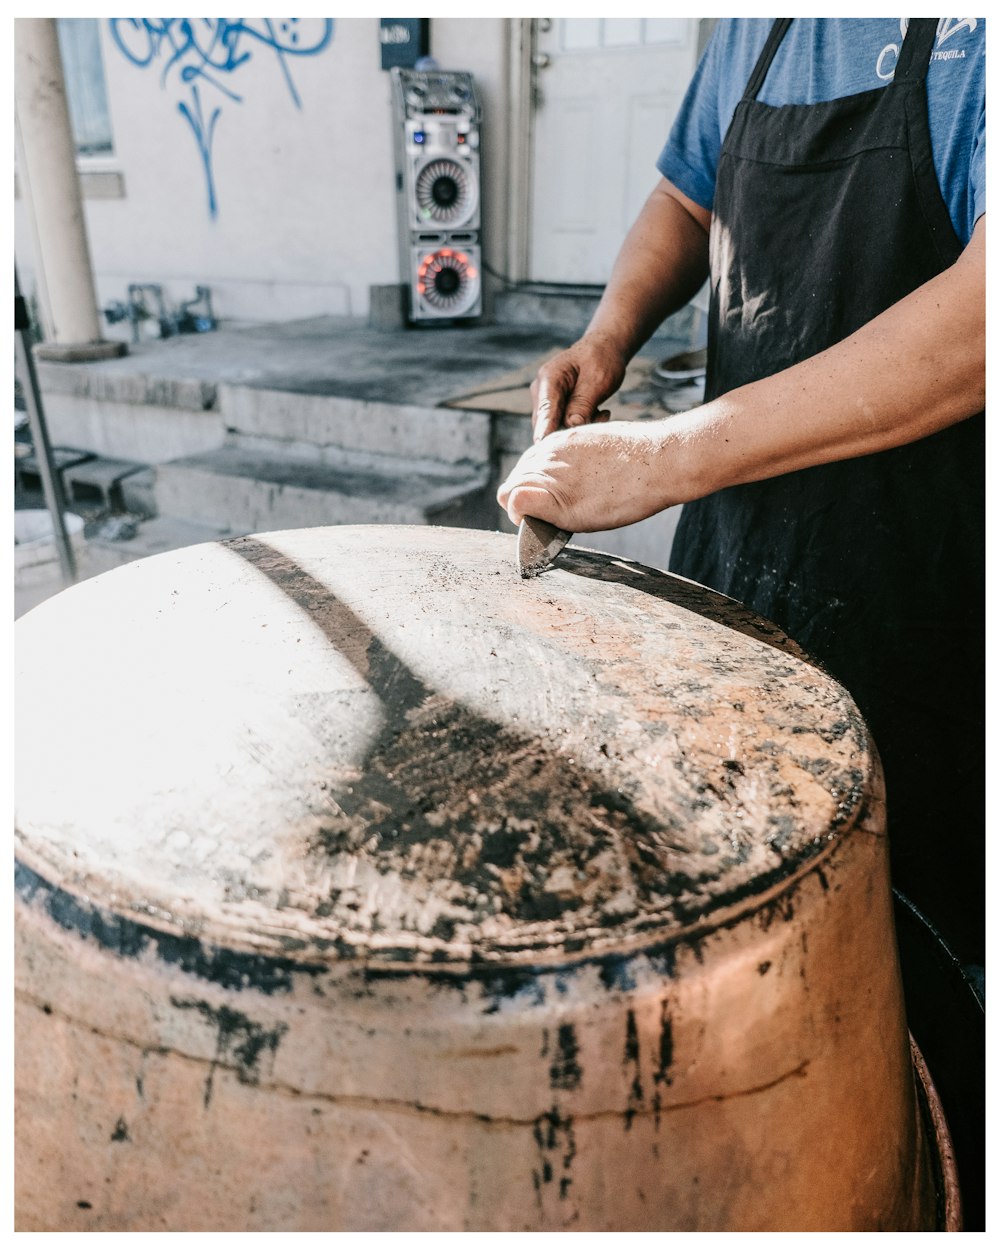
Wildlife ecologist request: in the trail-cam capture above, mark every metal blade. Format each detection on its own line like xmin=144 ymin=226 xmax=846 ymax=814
xmin=517 ymin=516 xmax=573 ymax=578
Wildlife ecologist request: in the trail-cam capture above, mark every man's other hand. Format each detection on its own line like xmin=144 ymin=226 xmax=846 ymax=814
xmin=530 ymin=336 xmax=628 ymax=442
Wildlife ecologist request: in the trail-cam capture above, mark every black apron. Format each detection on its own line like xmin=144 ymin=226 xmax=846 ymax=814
xmin=669 ymin=19 xmax=984 ymax=966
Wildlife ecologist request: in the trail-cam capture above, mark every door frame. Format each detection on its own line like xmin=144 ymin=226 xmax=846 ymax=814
xmin=502 ymin=17 xmax=536 ymax=287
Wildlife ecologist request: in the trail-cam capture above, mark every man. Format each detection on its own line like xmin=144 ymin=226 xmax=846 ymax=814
xmin=497 ymin=19 xmax=985 ymax=972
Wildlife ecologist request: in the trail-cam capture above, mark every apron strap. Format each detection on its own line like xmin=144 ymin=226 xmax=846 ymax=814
xmin=893 ymin=18 xmax=939 ymax=83
xmin=742 ymin=18 xmax=793 ymax=102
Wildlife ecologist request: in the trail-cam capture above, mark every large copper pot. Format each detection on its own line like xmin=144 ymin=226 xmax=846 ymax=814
xmin=14 ymin=525 xmax=958 ymax=1231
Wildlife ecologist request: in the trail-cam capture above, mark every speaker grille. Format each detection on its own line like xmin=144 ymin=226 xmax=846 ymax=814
xmin=414 ymin=159 xmax=474 ymax=226
xmin=417 ymin=248 xmax=478 ymax=314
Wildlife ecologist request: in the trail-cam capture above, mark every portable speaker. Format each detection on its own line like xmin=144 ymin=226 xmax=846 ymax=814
xmin=391 ymin=68 xmax=483 ymax=323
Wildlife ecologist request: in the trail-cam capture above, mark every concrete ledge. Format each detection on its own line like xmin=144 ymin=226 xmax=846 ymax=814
xmin=39 ymin=392 xmax=227 ymax=465
xmin=219 ymin=384 xmax=492 ymax=467
xmin=233 ymin=432 xmax=487 ymax=482
xmin=34 ymin=339 xmax=128 ymax=363
xmin=154 ymin=445 xmax=491 ymax=534
xmin=36 ymin=359 xmax=218 ymax=413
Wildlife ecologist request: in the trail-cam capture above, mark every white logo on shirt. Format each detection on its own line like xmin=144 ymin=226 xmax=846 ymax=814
xmin=876 ymin=18 xmax=978 ymax=81
xmin=937 ymin=18 xmax=978 ymax=44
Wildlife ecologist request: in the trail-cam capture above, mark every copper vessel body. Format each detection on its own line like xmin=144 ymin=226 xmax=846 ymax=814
xmin=14 ymin=526 xmax=954 ymax=1231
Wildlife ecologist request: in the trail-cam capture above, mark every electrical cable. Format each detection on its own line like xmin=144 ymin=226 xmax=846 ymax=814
xmin=480 ymin=258 xmax=519 ymax=288
xmin=480 ymin=257 xmax=608 ymax=299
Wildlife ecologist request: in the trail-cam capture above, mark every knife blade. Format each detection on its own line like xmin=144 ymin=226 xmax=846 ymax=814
xmin=516 ymin=515 xmax=573 ymax=578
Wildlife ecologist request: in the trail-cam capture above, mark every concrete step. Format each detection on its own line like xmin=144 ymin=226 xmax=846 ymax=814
xmin=218 ymin=383 xmax=491 ymax=469
xmin=153 ymin=445 xmax=491 ymax=535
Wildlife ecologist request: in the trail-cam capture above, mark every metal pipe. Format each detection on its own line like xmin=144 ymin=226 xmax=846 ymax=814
xmin=15 ymin=267 xmax=77 ymax=585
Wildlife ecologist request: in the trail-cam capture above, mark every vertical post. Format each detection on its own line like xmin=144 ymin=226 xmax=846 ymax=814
xmin=14 ymin=17 xmax=126 ymax=362
xmin=503 ymin=19 xmax=534 ymax=286
xmin=15 ymin=267 xmax=78 ymax=585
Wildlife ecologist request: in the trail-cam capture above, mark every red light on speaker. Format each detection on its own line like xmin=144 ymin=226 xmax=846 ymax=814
xmin=456 ymin=253 xmax=468 ymax=265
xmin=440 ymin=248 xmax=454 ymax=258
xmin=466 ymin=267 xmax=478 ymax=279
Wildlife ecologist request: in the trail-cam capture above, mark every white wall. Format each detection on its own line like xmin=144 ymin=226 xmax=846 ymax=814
xmin=15 ymin=17 xmax=511 ymax=327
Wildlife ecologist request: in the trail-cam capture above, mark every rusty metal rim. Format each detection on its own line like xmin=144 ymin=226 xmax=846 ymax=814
xmin=16 ymin=825 xmax=851 ymax=984
xmin=13 ymin=822 xmax=848 ymax=965
xmin=13 ymin=798 xmax=872 ymax=969
xmin=911 ymin=1033 xmax=963 ymax=1231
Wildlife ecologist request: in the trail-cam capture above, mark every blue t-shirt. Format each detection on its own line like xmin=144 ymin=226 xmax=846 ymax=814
xmin=658 ymin=18 xmax=985 ymax=247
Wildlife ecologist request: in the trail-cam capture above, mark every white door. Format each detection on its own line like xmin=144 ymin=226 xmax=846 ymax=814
xmin=528 ymin=18 xmax=701 ymax=285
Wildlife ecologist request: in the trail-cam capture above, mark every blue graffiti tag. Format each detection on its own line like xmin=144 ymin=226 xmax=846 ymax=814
xmin=108 ymin=18 xmax=334 ymax=218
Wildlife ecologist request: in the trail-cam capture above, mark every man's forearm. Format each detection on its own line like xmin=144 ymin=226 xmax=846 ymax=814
xmin=583 ymin=178 xmax=712 ymax=362
xmin=500 ymin=218 xmax=985 ymax=533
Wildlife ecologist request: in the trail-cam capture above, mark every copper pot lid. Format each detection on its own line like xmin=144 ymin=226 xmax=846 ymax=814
xmin=15 ymin=526 xmax=880 ymax=968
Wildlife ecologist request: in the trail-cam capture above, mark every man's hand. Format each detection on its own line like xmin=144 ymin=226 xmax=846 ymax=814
xmin=529 ymin=177 xmax=711 ymax=443
xmin=530 ymin=336 xmax=626 ymax=442
xmin=498 ymin=421 xmax=681 ymax=533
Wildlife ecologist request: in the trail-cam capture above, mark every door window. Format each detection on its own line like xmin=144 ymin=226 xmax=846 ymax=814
xmin=560 ymin=18 xmax=691 ymax=51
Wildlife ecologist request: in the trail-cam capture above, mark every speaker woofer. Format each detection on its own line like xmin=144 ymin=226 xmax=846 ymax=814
xmin=415 ymin=158 xmax=474 ymax=226
xmin=416 ymin=249 xmax=477 ymax=313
